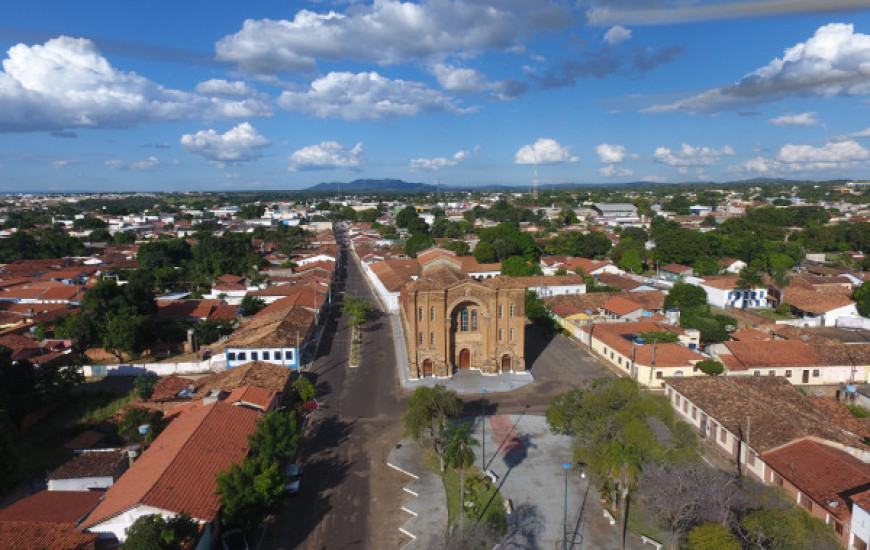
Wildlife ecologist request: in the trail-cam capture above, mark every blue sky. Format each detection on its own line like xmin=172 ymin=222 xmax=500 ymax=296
xmin=3 ymin=1 xmax=870 ymax=192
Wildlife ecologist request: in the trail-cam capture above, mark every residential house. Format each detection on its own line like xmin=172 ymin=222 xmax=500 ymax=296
xmin=82 ymin=400 xmax=261 ymax=547
xmin=780 ymin=285 xmax=859 ymax=327
xmin=662 ymin=376 xmax=870 ymax=483
xmin=660 ymin=263 xmax=694 ymax=282
xmin=685 ymin=275 xmax=768 ymax=310
xmin=47 ymin=449 xmax=128 ymax=492
xmin=220 ymin=305 xmax=315 ymax=369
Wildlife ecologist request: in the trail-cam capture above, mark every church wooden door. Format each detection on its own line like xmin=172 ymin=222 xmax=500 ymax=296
xmin=459 ymin=348 xmax=471 ymax=369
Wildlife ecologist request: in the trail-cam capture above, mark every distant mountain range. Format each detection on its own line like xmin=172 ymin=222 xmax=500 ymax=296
xmin=305 ymin=177 xmax=831 ymax=194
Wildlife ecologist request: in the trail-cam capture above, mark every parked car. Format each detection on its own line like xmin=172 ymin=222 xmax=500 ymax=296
xmin=221 ymin=528 xmax=249 ymax=550
xmin=284 ymin=463 xmax=303 ymax=494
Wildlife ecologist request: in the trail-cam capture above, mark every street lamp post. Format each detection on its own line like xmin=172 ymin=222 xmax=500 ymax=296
xmin=481 ymin=389 xmax=487 ymax=471
xmin=562 ymin=462 xmax=571 ymax=550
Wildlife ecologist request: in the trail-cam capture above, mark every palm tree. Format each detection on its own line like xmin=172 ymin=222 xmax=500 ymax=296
xmin=602 ymin=441 xmax=643 ymax=550
xmin=442 ymin=422 xmax=479 ymax=538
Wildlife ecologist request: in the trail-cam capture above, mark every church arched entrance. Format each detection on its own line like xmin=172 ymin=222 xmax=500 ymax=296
xmin=501 ymin=354 xmax=512 ymax=371
xmin=422 ymin=359 xmax=433 ymax=377
xmin=459 ymin=348 xmax=471 ymax=369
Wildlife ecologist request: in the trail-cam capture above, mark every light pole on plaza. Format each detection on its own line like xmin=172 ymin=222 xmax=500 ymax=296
xmin=480 ymin=388 xmax=487 ymax=471
xmin=562 ymin=462 xmax=571 ymax=550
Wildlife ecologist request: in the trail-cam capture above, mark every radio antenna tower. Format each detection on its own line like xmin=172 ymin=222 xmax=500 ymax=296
xmin=533 ymin=152 xmax=539 ymax=199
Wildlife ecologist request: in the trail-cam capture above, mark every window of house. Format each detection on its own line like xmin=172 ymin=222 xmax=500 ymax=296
xmin=430 ymin=306 xmax=435 ymax=321
xmin=813 ymin=369 xmax=820 ymax=377
xmin=430 ymin=332 xmax=435 ymax=345
xmin=419 ymin=307 xmax=423 ymax=322
xmin=262 ymin=351 xmax=270 ymax=360
xmin=720 ymin=429 xmax=726 ymax=443
xmin=676 ymin=395 xmax=681 ymax=406
xmin=835 ymin=522 xmax=843 ymax=536
xmin=499 ymin=329 xmax=503 ymax=341
xmin=748 ymin=451 xmax=756 ymax=466
xmin=656 ymin=371 xmax=664 ymax=380
xmin=238 ymin=352 xmax=246 ymax=361
xmin=460 ymin=308 xmax=469 ymax=331
xmin=510 ymin=328 xmax=514 ymax=340
xmin=692 ymin=406 xmax=697 ymax=420
xmin=754 ymin=370 xmax=761 ymax=377
xmin=618 ymin=357 xmax=623 ymax=366
xmin=785 ymin=370 xmax=792 ymax=378
xmin=855 ymin=538 xmax=868 ymax=550
xmin=228 ymin=352 xmax=236 ymax=361
xmin=471 ymin=310 xmax=478 ymax=331
xmin=285 ymin=350 xmax=294 ymax=361
xmin=419 ymin=332 xmax=423 ymax=345
xmin=683 ymin=401 xmax=688 ymax=412
xmin=499 ymin=304 xmax=503 ymax=318
xmin=768 ymin=370 xmax=775 ymax=376
xmin=510 ymin=303 xmax=514 ymax=317
xmin=251 ymin=352 xmax=258 ymax=361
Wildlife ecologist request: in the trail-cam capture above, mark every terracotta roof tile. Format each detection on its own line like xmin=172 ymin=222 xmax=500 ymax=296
xmin=663 ymin=376 xmax=870 ymax=453
xmin=783 ymin=286 xmax=855 ymax=314
xmin=596 ymin=273 xmax=642 ymax=291
xmin=0 ymin=522 xmax=97 ymax=550
xmin=82 ymin=401 xmax=260 ymax=526
xmin=762 ymin=438 xmax=870 ymax=522
xmin=151 ymin=375 xmax=195 ymax=402
xmin=730 ymin=327 xmax=772 ymax=342
xmin=48 ymin=450 xmax=127 ymax=481
xmin=721 ymin=340 xmax=823 ymax=370
xmin=601 ymin=296 xmax=644 ymax=316
xmin=194 ymin=361 xmax=293 ymax=398
xmin=0 ymin=490 xmax=102 ymax=523
xmin=226 ymin=385 xmax=278 ymax=410
xmin=220 ymin=306 xmax=315 ymax=350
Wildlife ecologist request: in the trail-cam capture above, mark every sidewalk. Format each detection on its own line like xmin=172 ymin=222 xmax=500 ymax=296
xmin=387 ymin=438 xmax=446 ymax=549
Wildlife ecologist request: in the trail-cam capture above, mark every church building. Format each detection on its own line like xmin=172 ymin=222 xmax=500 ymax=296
xmin=399 ymin=252 xmax=526 ymax=379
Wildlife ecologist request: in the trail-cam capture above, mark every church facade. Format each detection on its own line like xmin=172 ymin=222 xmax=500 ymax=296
xmin=399 ymin=254 xmax=526 ymax=379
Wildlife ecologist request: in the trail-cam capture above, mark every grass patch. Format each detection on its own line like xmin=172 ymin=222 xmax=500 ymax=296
xmin=751 ymin=309 xmax=797 ymax=321
xmin=15 ymin=389 xmax=135 ymax=482
xmin=847 ymin=404 xmax=870 ymax=418
xmin=423 ymin=450 xmax=507 ymax=534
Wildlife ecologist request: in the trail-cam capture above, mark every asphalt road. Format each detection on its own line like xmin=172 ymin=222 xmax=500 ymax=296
xmin=261 ymin=227 xmax=409 ymax=550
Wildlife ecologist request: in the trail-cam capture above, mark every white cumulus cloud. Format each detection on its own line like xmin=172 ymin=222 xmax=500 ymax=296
xmin=180 ymin=122 xmax=271 ymax=166
xmin=105 ymin=156 xmax=160 ymax=171
xmin=0 ymin=36 xmax=271 ymax=133
xmin=277 ymin=71 xmax=462 ymax=120
xmin=288 ymin=141 xmax=364 ymax=171
xmin=646 ymin=23 xmax=870 ymax=114
xmin=430 ymin=64 xmax=488 ymax=94
xmin=603 ymin=25 xmax=632 ymax=45
xmin=215 ymin=1 xmax=572 ymax=74
xmin=653 ymin=143 xmax=735 ymax=167
xmin=595 ymin=143 xmax=632 ymax=163
xmin=600 ymin=164 xmax=634 ymax=177
xmin=515 ymin=138 xmax=579 ymax=164
xmin=410 ymin=149 xmax=473 ymax=171
xmin=195 ymin=79 xmax=257 ymax=97
xmin=740 ymin=139 xmax=870 ymax=174
xmin=768 ymin=112 xmax=819 ymax=126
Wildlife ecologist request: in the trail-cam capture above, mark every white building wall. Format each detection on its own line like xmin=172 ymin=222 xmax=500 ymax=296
xmin=48 ymin=476 xmax=115 ymax=491
xmin=850 ymin=504 xmax=870 ymax=550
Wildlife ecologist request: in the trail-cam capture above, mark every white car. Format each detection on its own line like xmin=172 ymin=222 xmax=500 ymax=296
xmin=284 ymin=463 xmax=303 ymax=494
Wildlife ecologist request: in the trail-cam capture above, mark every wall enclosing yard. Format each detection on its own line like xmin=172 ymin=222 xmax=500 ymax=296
xmin=83 ymin=356 xmax=227 ymax=377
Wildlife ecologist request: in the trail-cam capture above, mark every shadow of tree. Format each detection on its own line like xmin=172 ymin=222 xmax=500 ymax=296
xmin=501 ymin=503 xmax=543 ymax=549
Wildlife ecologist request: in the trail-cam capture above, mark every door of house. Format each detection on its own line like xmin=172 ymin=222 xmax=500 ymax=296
xmin=700 ymin=414 xmax=708 ymax=437
xmin=802 ymin=369 xmax=810 ymax=384
xmin=459 ymin=348 xmax=471 ymax=369
xmin=501 ymin=354 xmax=511 ymax=371
xmin=422 ymin=359 xmax=433 ymax=377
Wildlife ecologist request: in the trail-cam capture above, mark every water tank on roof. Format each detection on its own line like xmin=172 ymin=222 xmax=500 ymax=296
xmin=635 ymin=337 xmax=646 ymax=345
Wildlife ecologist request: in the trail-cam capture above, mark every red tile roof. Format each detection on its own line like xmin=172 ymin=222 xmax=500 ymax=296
xmin=661 ymin=263 xmax=692 ymax=273
xmin=601 ymin=296 xmax=643 ymax=316
xmin=0 ymin=522 xmax=97 ymax=550
xmin=82 ymin=401 xmax=260 ymax=526
xmin=0 ymin=490 xmax=102 ymax=523
xmin=721 ymin=340 xmax=823 ymax=370
xmin=763 ymin=438 xmax=870 ymax=522
xmin=226 ymin=385 xmax=278 ymax=411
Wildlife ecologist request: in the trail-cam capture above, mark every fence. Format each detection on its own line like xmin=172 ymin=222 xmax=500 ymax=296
xmin=83 ymin=356 xmax=226 ymax=377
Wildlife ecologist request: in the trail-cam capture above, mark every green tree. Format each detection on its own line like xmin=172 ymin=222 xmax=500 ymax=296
xmin=443 ymin=240 xmax=470 ymax=256
xmin=695 ymin=359 xmax=725 ymax=376
xmin=854 ymin=281 xmax=870 ymax=317
xmin=500 ymin=255 xmax=542 ymax=277
xmin=239 ymin=204 xmax=266 ymax=219
xmin=134 ymin=374 xmax=157 ymax=400
xmin=123 ymin=513 xmax=199 ymax=550
xmin=343 ymin=295 xmax=373 ymax=328
xmin=403 ymin=385 xmax=463 ymax=471
xmin=240 ymin=294 xmax=265 ymax=316
xmin=103 ymin=308 xmax=150 ymax=361
xmin=664 ymin=283 xmax=708 ymax=311
xmin=525 ymin=290 xmax=556 ymax=333
xmin=619 ymin=248 xmax=644 ymax=274
xmin=442 ymin=422 xmax=478 ymax=537
xmin=739 ymin=503 xmax=841 ymax=550
xmin=637 ymin=330 xmax=678 ymax=344
xmin=215 ymin=458 xmax=285 ymax=531
xmin=736 ymin=261 xmax=765 ymax=290
xmin=247 ymin=410 xmax=303 ymax=467
xmin=684 ymin=523 xmax=741 ymax=550
xmin=602 ymin=441 xmax=642 ymax=550
xmin=117 ymin=408 xmax=166 ymax=442
xmin=292 ymin=376 xmax=316 ymax=403
xmin=405 ymin=233 xmax=434 ymax=258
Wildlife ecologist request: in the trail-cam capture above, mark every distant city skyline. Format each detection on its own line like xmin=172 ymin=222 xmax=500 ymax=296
xmin=2 ymin=1 xmax=870 ymax=191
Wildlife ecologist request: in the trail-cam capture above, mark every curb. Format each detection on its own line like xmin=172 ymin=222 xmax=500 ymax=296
xmin=387 ymin=460 xmax=420 ymax=480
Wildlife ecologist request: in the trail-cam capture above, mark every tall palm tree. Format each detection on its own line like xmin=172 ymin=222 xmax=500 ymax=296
xmin=603 ymin=441 xmax=643 ymax=550
xmin=442 ymin=422 xmax=479 ymax=538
